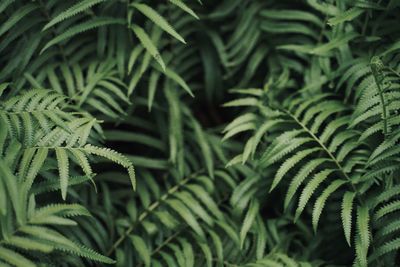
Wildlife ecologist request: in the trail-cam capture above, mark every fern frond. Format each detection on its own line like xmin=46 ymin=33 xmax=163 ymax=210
xmin=294 ymin=169 xmax=334 ymax=221
xmin=32 ymin=203 xmax=90 ymax=219
xmin=131 ymin=3 xmax=186 ymax=44
xmin=55 ymin=148 xmax=69 ymax=200
xmin=2 ymin=0 xmax=400 ymax=265
xmin=312 ymin=180 xmax=346 ymax=232
xmin=284 ymin=158 xmax=329 ymax=209
xmin=356 ymin=205 xmax=370 ymax=266
xmin=271 ymin=147 xmax=320 ymax=192
xmin=371 ymin=238 xmax=400 ymax=261
xmin=43 ymin=0 xmax=106 ymax=31
xmin=24 ymin=148 xmax=48 ymax=193
xmin=0 ymin=246 xmax=36 ymax=267
xmin=4 ymin=236 xmax=54 ymax=253
xmin=169 ymin=0 xmax=199 ymax=19
xmin=41 ymin=17 xmax=124 ymax=53
xmin=131 ymin=25 xmax=166 ymax=71
xmin=0 ymin=4 xmax=38 ymax=37
xmin=342 ymin=191 xmax=356 ymax=246
xmin=83 ymin=144 xmax=136 ymax=190
xmin=129 ymin=235 xmax=151 ymax=267
xmin=165 ymin=198 xmax=205 ymax=239
xmin=239 ymin=199 xmax=259 ymax=249
xmin=327 ymin=7 xmax=364 ymax=26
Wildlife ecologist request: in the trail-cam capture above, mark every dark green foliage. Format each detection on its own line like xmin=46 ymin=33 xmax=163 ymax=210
xmin=0 ymin=0 xmax=400 ymax=266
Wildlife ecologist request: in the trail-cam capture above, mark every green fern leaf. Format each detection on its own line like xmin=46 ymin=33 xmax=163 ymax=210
xmin=33 ymin=203 xmax=90 ymax=219
xmin=372 ymin=238 xmax=400 ymax=259
xmin=342 ymin=191 xmax=356 ymax=246
xmin=0 ymin=4 xmax=37 ymax=37
xmin=197 ymin=241 xmax=212 ymax=267
xmin=0 ymin=0 xmax=13 ymax=14
xmin=169 ymin=0 xmax=199 ymax=19
xmin=374 ymin=200 xmax=400 ymax=221
xmin=180 ymin=238 xmax=195 ymax=267
xmin=312 ymin=180 xmax=345 ymax=232
xmin=327 ymin=7 xmax=364 ymax=26
xmin=175 ymin=192 xmax=213 ymax=225
xmin=191 ymin=120 xmax=214 ymax=178
xmin=84 ymin=144 xmax=135 ymax=190
xmin=41 ymin=17 xmax=124 ymax=53
xmin=131 ymin=25 xmax=166 ymax=71
xmin=69 ymin=149 xmax=93 ymax=177
xmin=131 ymin=3 xmax=186 ymax=44
xmin=147 ymin=70 xmax=161 ymax=110
xmin=311 ymin=33 xmax=359 ymax=56
xmin=284 ymin=158 xmax=329 ymax=209
xmin=261 ymin=137 xmax=313 ymax=166
xmin=0 ymin=158 xmax=23 ymax=223
xmin=209 ymin=230 xmax=224 ymax=264
xmin=0 ymin=115 xmax=7 ymax=153
xmin=69 ymin=244 xmax=115 ymax=264
xmin=222 ymin=122 xmax=256 ymax=141
xmin=295 ymin=169 xmax=334 ymax=222
xmin=356 ymin=205 xmax=370 ymax=264
xmin=223 ymin=97 xmax=258 ymax=107
xmin=0 ymin=246 xmax=36 ymax=267
xmin=55 ymin=148 xmax=69 ymax=200
xmin=43 ymin=0 xmax=106 ymax=31
xmin=271 ymin=148 xmax=320 ymax=192
xmin=129 ymin=235 xmax=151 ymax=267
xmin=165 ymin=198 xmax=205 ymax=239
xmin=165 ymin=68 xmax=194 ymax=97
xmin=186 ymin=184 xmax=223 ymax=220
xmin=5 ymin=236 xmax=54 ymax=253
xmin=24 ymin=148 xmax=48 ymax=193
xmin=240 ymin=199 xmax=259 ymax=249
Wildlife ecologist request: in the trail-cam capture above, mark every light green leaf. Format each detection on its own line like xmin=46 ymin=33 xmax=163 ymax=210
xmin=295 ymin=169 xmax=333 ymax=221
xmin=312 ymin=180 xmax=345 ymax=232
xmin=43 ymin=0 xmax=106 ymax=31
xmin=327 ymin=8 xmax=364 ymax=26
xmin=55 ymin=148 xmax=69 ymax=200
xmin=240 ymin=199 xmax=259 ymax=249
xmin=41 ymin=17 xmax=124 ymax=53
xmin=0 ymin=246 xmax=36 ymax=267
xmin=166 ymin=199 xmax=205 ymax=239
xmin=131 ymin=3 xmax=186 ymax=43
xmin=342 ymin=191 xmax=356 ymax=246
xmin=131 ymin=25 xmax=165 ymax=71
xmin=169 ymin=0 xmax=199 ymax=19
xmin=129 ymin=235 xmax=151 ymax=267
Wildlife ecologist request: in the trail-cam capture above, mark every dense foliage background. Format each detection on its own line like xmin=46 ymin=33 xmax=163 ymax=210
xmin=1 ymin=0 xmax=400 ymax=266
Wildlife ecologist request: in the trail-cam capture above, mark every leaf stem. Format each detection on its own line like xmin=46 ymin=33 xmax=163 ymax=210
xmin=106 ymin=170 xmax=203 ymax=256
xmin=286 ymin=111 xmax=364 ymax=205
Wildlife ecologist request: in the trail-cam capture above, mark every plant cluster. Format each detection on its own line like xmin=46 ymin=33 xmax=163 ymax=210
xmin=1 ymin=0 xmax=400 ymax=266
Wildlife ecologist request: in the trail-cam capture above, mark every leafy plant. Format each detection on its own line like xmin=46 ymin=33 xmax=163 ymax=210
xmin=1 ymin=0 xmax=400 ymax=266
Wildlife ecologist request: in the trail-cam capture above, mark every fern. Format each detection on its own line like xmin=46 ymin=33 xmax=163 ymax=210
xmin=131 ymin=24 xmax=166 ymax=71
xmin=42 ymin=0 xmax=106 ymax=31
xmin=131 ymin=3 xmax=186 ymax=44
xmin=41 ymin=17 xmax=125 ymax=54
xmin=55 ymin=147 xmax=69 ymax=200
xmin=0 ymin=154 xmax=113 ymax=264
xmin=1 ymin=0 xmax=400 ymax=266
